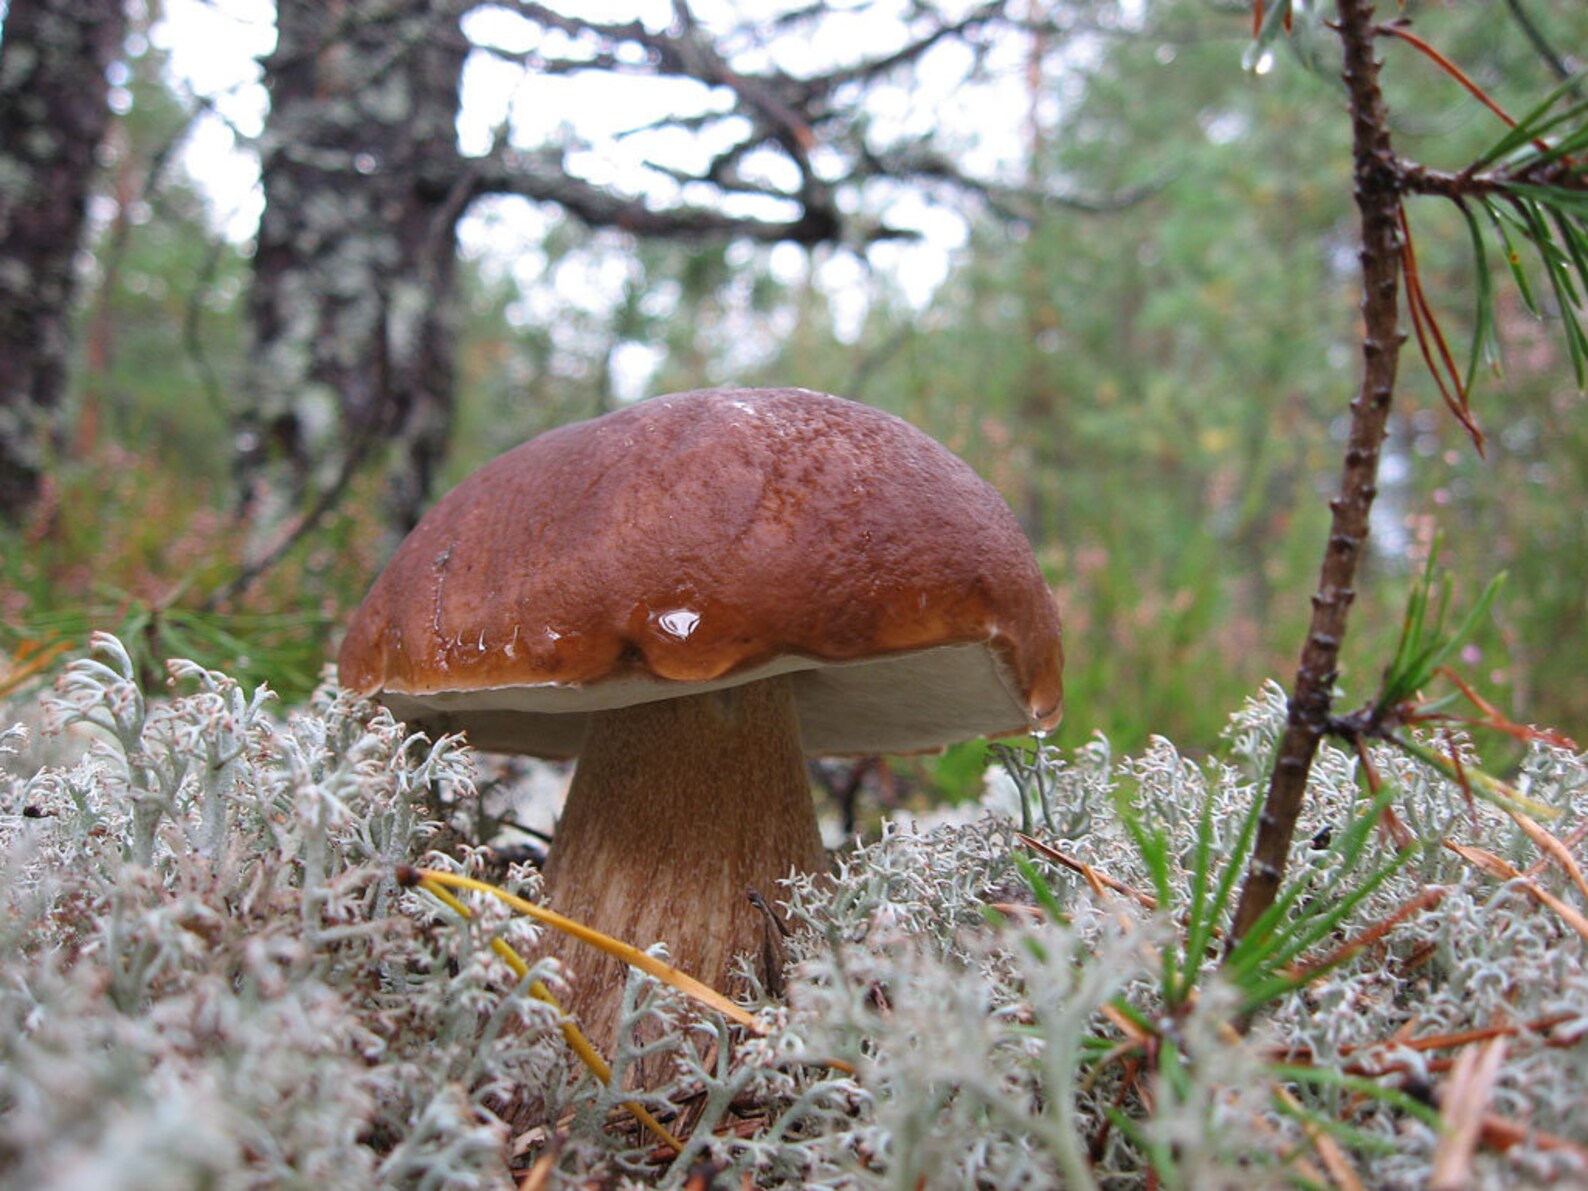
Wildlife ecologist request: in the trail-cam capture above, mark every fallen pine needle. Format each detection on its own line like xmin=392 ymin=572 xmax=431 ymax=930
xmin=414 ymin=875 xmax=684 ymax=1155
xmin=1294 ymin=886 xmax=1448 ymax=983
xmin=399 ymin=865 xmax=764 ymax=1033
xmin=1507 ymin=810 xmax=1588 ymax=901
xmin=1017 ymin=833 xmax=1158 ymax=910
xmin=1443 ymin=843 xmax=1588 ymax=943
xmin=518 ymin=1150 xmax=555 ymax=1191
xmin=1477 ymin=1113 xmax=1588 ymax=1163
xmin=1430 ymin=1038 xmax=1506 ymax=1191
xmin=1272 ymin=1083 xmax=1365 ymax=1191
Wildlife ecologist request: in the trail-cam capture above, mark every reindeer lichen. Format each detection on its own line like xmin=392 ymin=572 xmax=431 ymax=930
xmin=3 ymin=639 xmax=1585 ymax=1188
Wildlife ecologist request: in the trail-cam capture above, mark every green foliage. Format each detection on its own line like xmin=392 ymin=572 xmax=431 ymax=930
xmin=1374 ymin=537 xmax=1504 ymax=718
xmin=15 ymin=1 xmax=1588 ymax=757
xmin=0 ymin=29 xmax=361 ymax=702
xmin=1220 ymin=780 xmax=1409 ymax=1015
xmin=70 ymin=33 xmax=250 ymax=482
xmin=995 ymin=682 xmax=1588 ymax=1187
xmin=743 ymin=1 xmax=1588 ymax=755
xmin=11 ymin=2 xmax=1588 ymax=1184
xmin=741 ymin=7 xmax=1366 ymax=753
xmin=1465 ymin=77 xmax=1588 ymax=387
xmin=0 ymin=433 xmax=391 ymax=703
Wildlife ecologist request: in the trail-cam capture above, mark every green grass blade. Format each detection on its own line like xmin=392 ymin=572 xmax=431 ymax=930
xmin=1182 ymin=783 xmax=1265 ymax=1003
xmin=1517 ymin=198 xmax=1588 ymax=386
xmin=1225 ymin=782 xmax=1403 ymax=994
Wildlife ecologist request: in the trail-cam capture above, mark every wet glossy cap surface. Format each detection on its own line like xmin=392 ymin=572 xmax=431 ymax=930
xmin=337 ymin=387 xmax=1063 ymax=756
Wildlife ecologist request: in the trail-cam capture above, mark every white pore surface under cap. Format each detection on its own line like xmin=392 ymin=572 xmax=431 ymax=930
xmin=378 ymin=640 xmax=1032 ymax=759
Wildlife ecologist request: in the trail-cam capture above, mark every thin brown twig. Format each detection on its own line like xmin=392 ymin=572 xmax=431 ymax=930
xmin=1228 ymin=0 xmax=1408 ymax=955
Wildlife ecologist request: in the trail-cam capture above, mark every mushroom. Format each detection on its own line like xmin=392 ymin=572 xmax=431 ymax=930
xmin=338 ymin=387 xmax=1062 ymax=1049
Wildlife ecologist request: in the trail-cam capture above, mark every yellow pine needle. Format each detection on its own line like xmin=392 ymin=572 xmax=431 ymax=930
xmin=1392 ymin=735 xmax=1559 ymax=819
xmin=415 ymin=876 xmax=684 ymax=1155
xmin=0 ymin=637 xmax=74 ymax=699
xmin=400 ymin=865 xmax=765 ymax=1034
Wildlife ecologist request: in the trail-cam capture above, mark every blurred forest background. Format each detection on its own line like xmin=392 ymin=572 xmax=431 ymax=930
xmin=2 ymin=0 xmax=1584 ymax=796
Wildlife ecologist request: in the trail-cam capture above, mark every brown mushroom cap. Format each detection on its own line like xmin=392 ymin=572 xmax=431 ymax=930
xmin=338 ymin=387 xmax=1062 ymax=756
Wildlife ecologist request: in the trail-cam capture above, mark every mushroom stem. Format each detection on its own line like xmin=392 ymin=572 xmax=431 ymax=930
xmin=538 ymin=672 xmax=828 ymax=1056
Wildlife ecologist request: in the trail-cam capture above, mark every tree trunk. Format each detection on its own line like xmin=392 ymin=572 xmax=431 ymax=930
xmin=240 ymin=0 xmax=470 ymax=549
xmin=0 ymin=0 xmax=126 ymax=521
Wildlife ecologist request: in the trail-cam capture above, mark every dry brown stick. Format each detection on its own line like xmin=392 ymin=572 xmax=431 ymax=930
xmin=1227 ymin=0 xmax=1408 ymax=953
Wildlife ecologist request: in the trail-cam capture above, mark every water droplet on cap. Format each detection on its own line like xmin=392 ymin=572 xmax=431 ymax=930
xmin=656 ymin=609 xmax=701 ymax=641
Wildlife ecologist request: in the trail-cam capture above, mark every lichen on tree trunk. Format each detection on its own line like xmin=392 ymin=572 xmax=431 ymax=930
xmin=239 ymin=0 xmax=473 ymax=551
xmin=0 ymin=0 xmax=126 ymax=521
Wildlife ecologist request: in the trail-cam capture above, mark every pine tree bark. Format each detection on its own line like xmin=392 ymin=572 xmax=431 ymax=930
xmin=0 ymin=0 xmax=126 ymax=521
xmin=240 ymin=0 xmax=471 ymax=547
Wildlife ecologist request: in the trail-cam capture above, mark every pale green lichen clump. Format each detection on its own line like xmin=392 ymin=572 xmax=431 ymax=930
xmin=3 ymin=640 xmax=1585 ymax=1188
